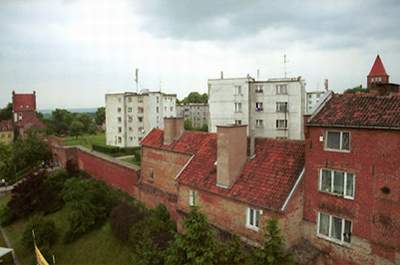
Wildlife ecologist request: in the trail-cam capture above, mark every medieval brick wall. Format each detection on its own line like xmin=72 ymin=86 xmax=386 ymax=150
xmin=303 ymin=127 xmax=400 ymax=265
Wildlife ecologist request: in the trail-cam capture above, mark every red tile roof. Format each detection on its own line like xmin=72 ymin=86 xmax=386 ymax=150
xmin=308 ymin=93 xmax=400 ymax=129
xmin=13 ymin=93 xmax=36 ymax=112
xmin=0 ymin=120 xmax=13 ymax=132
xmin=15 ymin=112 xmax=46 ymax=130
xmin=368 ymin=55 xmax=388 ymax=77
xmin=142 ymin=129 xmax=305 ymax=210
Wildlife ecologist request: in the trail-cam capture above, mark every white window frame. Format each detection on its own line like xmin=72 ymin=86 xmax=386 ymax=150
xmin=276 ymin=84 xmax=288 ymax=95
xmin=246 ymin=208 xmax=260 ymax=231
xmin=325 ymin=130 xmax=351 ymax=152
xmin=317 ymin=212 xmax=352 ymax=245
xmin=234 ymin=85 xmax=242 ymax=95
xmin=234 ymin=102 xmax=242 ymax=113
xmin=276 ymin=119 xmax=288 ymax=129
xmin=319 ymin=169 xmax=355 ymax=199
xmin=188 ymin=190 xmax=197 ymax=206
xmin=235 ymin=120 xmax=242 ymax=125
xmin=256 ymin=119 xmax=263 ymax=128
xmin=276 ymin=102 xmax=288 ymax=113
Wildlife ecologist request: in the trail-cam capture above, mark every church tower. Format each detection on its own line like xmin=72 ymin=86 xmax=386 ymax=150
xmin=367 ymin=55 xmax=389 ymax=88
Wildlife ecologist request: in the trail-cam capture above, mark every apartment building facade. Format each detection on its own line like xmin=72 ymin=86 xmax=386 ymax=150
xmin=208 ymin=76 xmax=305 ymax=139
xmin=176 ymin=103 xmax=209 ymax=129
xmin=304 ymin=92 xmax=400 ymax=265
xmin=305 ymin=91 xmax=326 ymax=114
xmin=105 ymin=91 xmax=176 ymax=147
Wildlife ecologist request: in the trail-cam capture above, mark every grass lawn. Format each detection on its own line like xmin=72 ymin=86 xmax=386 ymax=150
xmin=63 ymin=133 xmax=105 ymax=149
xmin=119 ymin=157 xmax=141 ymax=167
xmin=0 ymin=193 xmax=133 ymax=265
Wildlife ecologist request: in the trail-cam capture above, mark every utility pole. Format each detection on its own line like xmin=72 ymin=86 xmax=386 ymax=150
xmin=284 ymin=54 xmax=288 ymax=78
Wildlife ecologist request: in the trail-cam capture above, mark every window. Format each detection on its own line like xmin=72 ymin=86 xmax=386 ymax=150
xmin=234 ymin=102 xmax=242 ymax=113
xmin=276 ymin=119 xmax=287 ymax=129
xmin=129 ymin=127 xmax=132 ymax=131
xmin=138 ymin=96 xmax=143 ymax=103
xmin=138 ymin=107 xmax=144 ymax=113
xmin=138 ymin=117 xmax=143 ymax=122
xmin=118 ymin=97 xmax=122 ymax=103
xmin=256 ymin=119 xmax=263 ymax=128
xmin=319 ymin=169 xmax=355 ymax=199
xmin=255 ymin=85 xmax=263 ymax=93
xmin=128 ymin=97 xmax=132 ymax=103
xmin=276 ymin=84 xmax=288 ymax=94
xmin=235 ymin=85 xmax=242 ymax=95
xmin=127 ymin=107 xmax=132 ymax=113
xmin=246 ymin=208 xmax=260 ymax=230
xmin=156 ymin=107 xmax=159 ymax=113
xmin=276 ymin=102 xmax=288 ymax=112
xmin=235 ymin=120 xmax=242 ymax=125
xmin=255 ymin=102 xmax=263 ymax=112
xmin=129 ymin=136 xmax=133 ymax=141
xmin=117 ymin=107 xmax=122 ymax=113
xmin=118 ymin=127 xmax=122 ymax=133
xmin=170 ymin=107 xmax=173 ymax=112
xmin=317 ymin=212 xmax=352 ymax=244
xmin=149 ymin=169 xmax=154 ymax=179
xmin=189 ymin=190 xmax=197 ymax=206
xmin=156 ymin=96 xmax=160 ymax=103
xmin=138 ymin=127 xmax=144 ymax=133
xmin=325 ymin=131 xmax=350 ymax=151
xmin=128 ymin=116 xmax=133 ymax=122
xmin=117 ymin=117 xmax=122 ymax=123
xmin=117 ymin=136 xmax=122 ymax=143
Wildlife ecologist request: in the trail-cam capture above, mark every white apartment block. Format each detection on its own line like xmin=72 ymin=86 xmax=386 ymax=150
xmin=176 ymin=103 xmax=209 ymax=129
xmin=105 ymin=90 xmax=176 ymax=147
xmin=305 ymin=91 xmax=326 ymax=114
xmin=208 ymin=76 xmax=306 ymax=140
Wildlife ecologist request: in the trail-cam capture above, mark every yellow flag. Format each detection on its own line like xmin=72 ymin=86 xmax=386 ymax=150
xmin=35 ymin=245 xmax=50 ymax=265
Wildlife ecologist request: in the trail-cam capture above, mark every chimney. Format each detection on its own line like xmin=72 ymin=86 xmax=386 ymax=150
xmin=163 ymin=117 xmax=184 ymax=145
xmin=216 ymin=125 xmax=247 ymax=189
xmin=220 ymin=71 xmax=224 ymax=79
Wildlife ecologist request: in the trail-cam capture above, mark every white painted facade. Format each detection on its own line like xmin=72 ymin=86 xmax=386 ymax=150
xmin=208 ymin=76 xmax=306 ymax=140
xmin=176 ymin=103 xmax=209 ymax=129
xmin=105 ymin=91 xmax=176 ymax=147
xmin=306 ymin=91 xmax=327 ymax=114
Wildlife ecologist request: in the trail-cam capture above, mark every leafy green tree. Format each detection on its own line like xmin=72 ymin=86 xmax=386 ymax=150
xmin=165 ymin=208 xmax=217 ymax=265
xmin=51 ymin=109 xmax=74 ymax=135
xmin=95 ymin=107 xmax=106 ymax=125
xmin=344 ymin=85 xmax=369 ymax=94
xmin=184 ymin=119 xmax=193 ymax=130
xmin=181 ymin=92 xmax=208 ymax=104
xmin=217 ymin=235 xmax=251 ymax=265
xmin=0 ymin=143 xmax=13 ymax=181
xmin=0 ymin=103 xmax=12 ymax=121
xmin=253 ymin=219 xmax=294 ymax=265
xmin=69 ymin=119 xmax=84 ymax=138
xmin=21 ymin=215 xmax=57 ymax=250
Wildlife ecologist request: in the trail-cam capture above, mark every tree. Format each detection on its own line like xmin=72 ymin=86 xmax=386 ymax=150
xmin=165 ymin=208 xmax=217 ymax=265
xmin=0 ymin=103 xmax=12 ymax=121
xmin=344 ymin=85 xmax=369 ymax=94
xmin=0 ymin=143 xmax=13 ymax=182
xmin=217 ymin=235 xmax=251 ymax=265
xmin=253 ymin=219 xmax=294 ymax=265
xmin=184 ymin=119 xmax=193 ymax=130
xmin=110 ymin=202 xmax=146 ymax=242
xmin=180 ymin=92 xmax=208 ymax=104
xmin=22 ymin=215 xmax=57 ymax=250
xmin=69 ymin=119 xmax=84 ymax=138
xmin=95 ymin=107 xmax=106 ymax=125
xmin=51 ymin=109 xmax=74 ymax=135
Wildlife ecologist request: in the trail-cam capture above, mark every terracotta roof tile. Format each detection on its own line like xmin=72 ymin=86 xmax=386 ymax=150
xmin=142 ymin=129 xmax=305 ymax=210
xmin=368 ymin=55 xmax=388 ymax=77
xmin=308 ymin=93 xmax=400 ymax=129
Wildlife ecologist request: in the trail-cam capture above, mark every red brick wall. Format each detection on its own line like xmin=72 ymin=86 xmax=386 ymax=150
xmin=303 ymin=127 xmax=400 ymax=264
xmin=76 ymin=149 xmax=138 ymax=195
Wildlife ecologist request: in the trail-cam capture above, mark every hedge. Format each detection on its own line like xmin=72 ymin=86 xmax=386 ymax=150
xmin=92 ymin=144 xmax=140 ymax=156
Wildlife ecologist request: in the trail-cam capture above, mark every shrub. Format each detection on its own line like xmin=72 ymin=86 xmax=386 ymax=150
xmin=62 ymin=178 xmax=119 ymax=242
xmin=110 ymin=202 xmax=146 ymax=242
xmin=0 ymin=206 xmax=15 ymax=226
xmin=21 ymin=215 xmax=57 ymax=250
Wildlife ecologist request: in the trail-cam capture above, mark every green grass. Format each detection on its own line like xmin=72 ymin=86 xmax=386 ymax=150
xmin=120 ymin=157 xmax=141 ymax=167
xmin=0 ymin=193 xmax=133 ymax=265
xmin=63 ymin=133 xmax=106 ymax=149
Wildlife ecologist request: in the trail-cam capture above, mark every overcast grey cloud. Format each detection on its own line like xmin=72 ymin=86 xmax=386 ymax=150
xmin=0 ymin=0 xmax=399 ymax=109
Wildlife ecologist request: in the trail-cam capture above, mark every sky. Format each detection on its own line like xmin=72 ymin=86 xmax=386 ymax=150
xmin=0 ymin=0 xmax=399 ymax=109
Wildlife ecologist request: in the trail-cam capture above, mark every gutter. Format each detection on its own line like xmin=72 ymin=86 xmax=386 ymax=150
xmin=280 ymin=167 xmax=305 ymax=211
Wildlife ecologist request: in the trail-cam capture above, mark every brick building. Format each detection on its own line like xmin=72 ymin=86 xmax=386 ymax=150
xmin=304 ymin=93 xmax=400 ymax=265
xmin=141 ymin=118 xmax=306 ymax=247
xmin=12 ymin=91 xmax=46 ymax=136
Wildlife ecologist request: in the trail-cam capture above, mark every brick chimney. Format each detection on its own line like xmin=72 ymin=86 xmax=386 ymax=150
xmin=163 ymin=117 xmax=184 ymax=145
xmin=216 ymin=125 xmax=247 ymax=188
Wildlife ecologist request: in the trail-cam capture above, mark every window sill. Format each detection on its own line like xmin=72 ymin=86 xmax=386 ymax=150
xmin=324 ymin=148 xmax=351 ymax=153
xmin=246 ymin=225 xmax=260 ymax=232
xmin=318 ymin=191 xmax=354 ymax=200
xmin=316 ymin=234 xmax=351 ymax=248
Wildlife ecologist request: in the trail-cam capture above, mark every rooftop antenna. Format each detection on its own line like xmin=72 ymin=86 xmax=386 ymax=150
xmin=257 ymin=69 xmax=260 ymax=80
xmin=284 ymin=54 xmax=289 ymax=78
xmin=134 ymin=68 xmax=139 ymax=92
xmin=159 ymin=79 xmax=162 ymax=92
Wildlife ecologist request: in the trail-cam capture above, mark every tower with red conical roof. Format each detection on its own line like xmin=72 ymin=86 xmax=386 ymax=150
xmin=367 ymin=55 xmax=389 ymax=88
